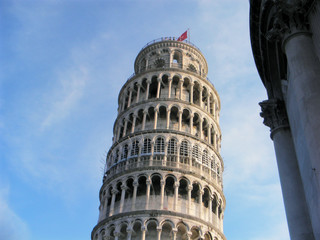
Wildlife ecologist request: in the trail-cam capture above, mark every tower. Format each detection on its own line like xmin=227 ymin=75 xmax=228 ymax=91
xmin=91 ymin=37 xmax=226 ymax=240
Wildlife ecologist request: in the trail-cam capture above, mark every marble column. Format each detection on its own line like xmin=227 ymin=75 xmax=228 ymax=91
xmin=168 ymin=77 xmax=172 ymax=98
xmin=190 ymin=82 xmax=194 ymax=104
xmin=136 ymin=83 xmax=141 ymax=103
xmin=119 ymin=184 xmax=127 ymax=213
xmin=109 ymin=188 xmax=118 ymax=216
xmin=260 ymin=99 xmax=314 ymax=240
xmin=160 ymin=180 xmax=165 ymax=209
xmin=131 ymin=180 xmax=138 ymax=211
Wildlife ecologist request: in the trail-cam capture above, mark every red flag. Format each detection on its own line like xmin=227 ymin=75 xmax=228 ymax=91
xmin=177 ymin=30 xmax=188 ymax=41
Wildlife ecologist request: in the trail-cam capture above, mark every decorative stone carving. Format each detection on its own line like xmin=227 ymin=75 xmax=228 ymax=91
xmin=259 ymin=99 xmax=289 ymax=137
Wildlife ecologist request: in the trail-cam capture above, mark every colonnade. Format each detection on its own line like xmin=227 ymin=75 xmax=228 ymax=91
xmin=119 ymin=75 xmax=218 ymax=120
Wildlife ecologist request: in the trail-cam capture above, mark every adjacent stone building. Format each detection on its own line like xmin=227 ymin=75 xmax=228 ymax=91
xmin=91 ymin=38 xmax=226 ymax=240
xmin=250 ymin=1 xmax=320 ymax=239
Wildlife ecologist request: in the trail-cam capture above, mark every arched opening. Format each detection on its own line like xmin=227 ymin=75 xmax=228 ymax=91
xmin=172 ymin=51 xmax=181 ymax=67
xmin=181 ymin=109 xmax=191 ymax=133
xmin=204 ymin=232 xmax=212 ymax=240
xmin=108 ymin=226 xmax=116 ymax=240
xmin=191 ymin=183 xmax=200 ymax=203
xmin=169 ymin=106 xmax=179 ymax=130
xmin=190 ymin=227 xmax=201 ymax=240
xmin=202 ymin=187 xmax=210 ymax=208
xmin=126 ymin=114 xmax=133 ymax=135
xmin=202 ymin=87 xmax=208 ymax=111
xmin=192 ymin=113 xmax=200 ymax=137
xmin=135 ymin=109 xmax=144 ymax=132
xmin=192 ymin=145 xmax=201 ymax=168
xmin=178 ymin=178 xmax=188 ymax=200
xmin=158 ymin=106 xmax=167 ymax=129
xmin=146 ymin=107 xmax=155 ymax=130
xmin=146 ymin=221 xmax=158 ymax=239
xmin=141 ymin=78 xmax=147 ymax=100
xmin=182 ymin=77 xmax=191 ymax=102
xmin=131 ymin=140 xmax=140 ymax=157
xmin=172 ymin=76 xmax=180 ymax=98
xmin=125 ymin=178 xmax=134 ymax=199
xmin=141 ymin=138 xmax=151 ymax=161
xmin=193 ymin=82 xmax=200 ymax=106
xmin=149 ymin=76 xmax=158 ymax=99
xmin=161 ymin=222 xmax=173 ymax=239
xmin=115 ymin=182 xmax=122 ymax=203
xmin=151 ymin=175 xmax=161 ymax=196
xmin=137 ymin=176 xmax=147 ymax=197
xmin=114 ymin=149 xmax=119 ymax=164
xmin=176 ymin=222 xmax=188 ymax=240
xmin=202 ymin=118 xmax=209 ymax=141
xmin=118 ymin=223 xmax=128 ymax=240
xmin=131 ymin=221 xmax=142 ymax=240
xmin=160 ymin=75 xmax=169 ymax=98
xmin=121 ymin=144 xmax=129 ymax=161
xmin=165 ymin=176 xmax=175 ymax=197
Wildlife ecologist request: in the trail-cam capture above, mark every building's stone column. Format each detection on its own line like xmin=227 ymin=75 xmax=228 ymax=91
xmin=172 ymin=228 xmax=178 ymax=240
xmin=127 ymin=88 xmax=133 ymax=108
xmin=208 ymin=125 xmax=212 ymax=144
xmin=187 ymin=185 xmax=192 ymax=214
xmin=174 ymin=182 xmax=179 ymax=211
xmin=213 ymin=101 xmax=216 ymax=118
xmin=141 ymin=226 xmax=146 ymax=240
xmin=199 ymin=86 xmax=203 ymax=108
xmin=166 ymin=109 xmax=171 ymax=129
xmin=142 ymin=110 xmax=147 ymax=130
xmin=145 ymin=79 xmax=151 ymax=100
xmin=136 ymin=83 xmax=141 ymax=103
xmin=121 ymin=96 xmax=126 ymax=111
xmin=160 ymin=179 xmax=165 ymax=209
xmin=122 ymin=119 xmax=128 ymax=137
xmin=157 ymin=227 xmax=162 ymax=240
xmin=198 ymin=189 xmax=204 ymax=219
xmin=282 ymin=18 xmax=320 ymax=240
xmin=131 ymin=114 xmax=137 ymax=133
xmin=119 ymin=184 xmax=127 ymax=213
xmin=178 ymin=110 xmax=183 ymax=131
xmin=126 ymin=228 xmax=133 ymax=240
xmin=260 ymin=99 xmax=315 ymax=240
xmin=154 ymin=108 xmax=159 ymax=130
xmin=109 ymin=188 xmax=118 ymax=216
xmin=146 ymin=179 xmax=151 ymax=209
xmin=199 ymin=118 xmax=203 ymax=139
xmin=168 ymin=77 xmax=172 ymax=98
xmin=190 ymin=113 xmax=194 ymax=135
xmin=163 ymin=142 xmax=168 ymax=163
xmin=207 ymin=95 xmax=210 ymax=112
xmin=156 ymin=78 xmax=161 ymax=98
xmin=117 ymin=125 xmax=121 ymax=141
xmin=179 ymin=79 xmax=184 ymax=100
xmin=131 ymin=180 xmax=138 ymax=211
xmin=190 ymin=82 xmax=194 ymax=104
xmin=209 ymin=195 xmax=213 ymax=222
xmin=114 ymin=232 xmax=120 ymax=240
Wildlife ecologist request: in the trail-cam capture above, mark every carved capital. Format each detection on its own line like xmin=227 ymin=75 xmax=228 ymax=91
xmin=259 ymin=99 xmax=289 ymax=138
xmin=266 ymin=0 xmax=310 ymax=43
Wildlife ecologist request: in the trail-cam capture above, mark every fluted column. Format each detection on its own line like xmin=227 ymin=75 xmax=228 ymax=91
xmin=168 ymin=77 xmax=172 ymax=98
xmin=260 ymin=99 xmax=314 ymax=240
xmin=160 ymin=179 xmax=165 ymax=209
xmin=131 ymin=180 xmax=138 ymax=211
xmin=156 ymin=78 xmax=161 ymax=98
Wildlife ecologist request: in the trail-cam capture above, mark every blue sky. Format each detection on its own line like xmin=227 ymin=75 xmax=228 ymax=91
xmin=0 ymin=0 xmax=289 ymax=239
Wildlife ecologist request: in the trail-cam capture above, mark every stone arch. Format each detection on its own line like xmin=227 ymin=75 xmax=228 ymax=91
xmin=182 ymin=76 xmax=191 ymax=102
xmin=178 ymin=177 xmax=189 ymax=200
xmin=204 ymin=232 xmax=213 ymax=240
xmin=131 ymin=220 xmax=143 ymax=240
xmin=118 ymin=222 xmax=129 ymax=240
xmin=158 ymin=105 xmax=167 ymax=129
xmin=125 ymin=177 xmax=134 ymax=199
xmin=146 ymin=106 xmax=155 ymax=130
xmin=192 ymin=112 xmax=201 ymax=137
xmin=191 ymin=182 xmax=201 ymax=203
xmin=149 ymin=75 xmax=158 ymax=99
xmin=171 ymin=75 xmax=180 ymax=98
xmin=181 ymin=108 xmax=191 ymax=133
xmin=161 ymin=220 xmax=174 ymax=239
xmin=169 ymin=105 xmax=179 ymax=130
xmin=140 ymin=77 xmax=148 ymax=101
xmin=150 ymin=174 xmax=161 ymax=196
xmin=190 ymin=226 xmax=202 ymax=240
xmin=145 ymin=219 xmax=159 ymax=239
xmin=193 ymin=81 xmax=201 ymax=106
xmin=176 ymin=222 xmax=189 ymax=240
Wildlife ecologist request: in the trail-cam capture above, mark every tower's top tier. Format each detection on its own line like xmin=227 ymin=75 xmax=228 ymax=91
xmin=134 ymin=37 xmax=208 ymax=78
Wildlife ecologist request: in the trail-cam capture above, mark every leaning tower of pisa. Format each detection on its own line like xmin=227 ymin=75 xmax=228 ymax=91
xmin=91 ymin=37 xmax=226 ymax=240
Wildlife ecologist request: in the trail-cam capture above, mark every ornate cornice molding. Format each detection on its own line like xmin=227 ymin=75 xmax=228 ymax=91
xmin=259 ymin=99 xmax=289 ymax=139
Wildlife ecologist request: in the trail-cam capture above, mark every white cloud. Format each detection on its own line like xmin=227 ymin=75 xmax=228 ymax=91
xmin=0 ymin=185 xmax=29 ymax=240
